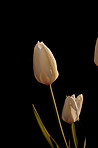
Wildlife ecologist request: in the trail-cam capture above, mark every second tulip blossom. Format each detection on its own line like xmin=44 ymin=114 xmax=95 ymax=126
xmin=62 ymin=94 xmax=83 ymax=124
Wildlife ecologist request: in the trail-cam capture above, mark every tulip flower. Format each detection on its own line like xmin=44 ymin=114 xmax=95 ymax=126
xmin=94 ymin=38 xmax=98 ymax=66
xmin=33 ymin=41 xmax=59 ymax=85
xmin=62 ymin=94 xmax=83 ymax=124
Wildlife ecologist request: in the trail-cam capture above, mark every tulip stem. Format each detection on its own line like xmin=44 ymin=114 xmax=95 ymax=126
xmin=50 ymin=84 xmax=69 ymax=148
xmin=71 ymin=123 xmax=78 ymax=148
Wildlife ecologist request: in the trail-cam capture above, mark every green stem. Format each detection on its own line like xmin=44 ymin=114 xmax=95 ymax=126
xmin=50 ymin=84 xmax=69 ymax=148
xmin=71 ymin=123 xmax=78 ymax=148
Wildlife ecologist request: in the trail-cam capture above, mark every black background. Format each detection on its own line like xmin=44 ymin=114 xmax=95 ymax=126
xmin=3 ymin=2 xmax=98 ymax=148
xmin=20 ymin=3 xmax=98 ymax=148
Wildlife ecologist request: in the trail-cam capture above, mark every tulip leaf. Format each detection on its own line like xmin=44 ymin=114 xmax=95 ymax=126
xmin=32 ymin=104 xmax=60 ymax=148
xmin=71 ymin=123 xmax=78 ymax=148
xmin=83 ymin=137 xmax=86 ymax=148
xmin=69 ymin=139 xmax=71 ymax=148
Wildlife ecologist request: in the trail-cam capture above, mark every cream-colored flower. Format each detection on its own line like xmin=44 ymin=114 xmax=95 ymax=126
xmin=94 ymin=38 xmax=98 ymax=66
xmin=33 ymin=41 xmax=59 ymax=85
xmin=61 ymin=94 xmax=83 ymax=124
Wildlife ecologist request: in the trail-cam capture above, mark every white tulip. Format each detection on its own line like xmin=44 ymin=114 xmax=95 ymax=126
xmin=33 ymin=41 xmax=59 ymax=85
xmin=94 ymin=38 xmax=98 ymax=66
xmin=61 ymin=94 xmax=83 ymax=124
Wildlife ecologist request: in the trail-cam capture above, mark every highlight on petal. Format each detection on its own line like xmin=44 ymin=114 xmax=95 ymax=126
xmin=94 ymin=38 xmax=98 ymax=66
xmin=33 ymin=41 xmax=59 ymax=85
xmin=61 ymin=94 xmax=83 ymax=124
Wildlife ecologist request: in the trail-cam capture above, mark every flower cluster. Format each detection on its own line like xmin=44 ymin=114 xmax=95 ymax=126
xmin=33 ymin=40 xmax=97 ymax=147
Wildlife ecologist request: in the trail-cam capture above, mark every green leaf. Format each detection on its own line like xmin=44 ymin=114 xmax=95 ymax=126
xmin=71 ymin=123 xmax=78 ymax=148
xmin=32 ymin=104 xmax=60 ymax=148
xmin=69 ymin=139 xmax=71 ymax=148
xmin=83 ymin=137 xmax=86 ymax=148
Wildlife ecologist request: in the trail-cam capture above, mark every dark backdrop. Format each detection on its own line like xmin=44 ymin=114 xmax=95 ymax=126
xmin=23 ymin=5 xmax=98 ymax=148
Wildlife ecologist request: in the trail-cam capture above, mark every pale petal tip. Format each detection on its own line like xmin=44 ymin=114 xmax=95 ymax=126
xmin=36 ymin=41 xmax=45 ymax=48
xmin=71 ymin=94 xmax=75 ymax=97
xmin=78 ymin=94 xmax=83 ymax=102
xmin=71 ymin=94 xmax=75 ymax=99
xmin=78 ymin=94 xmax=83 ymax=97
xmin=37 ymin=41 xmax=43 ymax=44
xmin=36 ymin=41 xmax=43 ymax=49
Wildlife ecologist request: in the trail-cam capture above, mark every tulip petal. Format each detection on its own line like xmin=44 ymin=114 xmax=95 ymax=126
xmin=33 ymin=43 xmax=42 ymax=82
xmin=70 ymin=107 xmax=78 ymax=123
xmin=62 ymin=95 xmax=78 ymax=124
xmin=94 ymin=38 xmax=98 ymax=66
xmin=75 ymin=94 xmax=83 ymax=117
xmin=41 ymin=42 xmax=59 ymax=83
xmin=40 ymin=72 xmax=50 ymax=85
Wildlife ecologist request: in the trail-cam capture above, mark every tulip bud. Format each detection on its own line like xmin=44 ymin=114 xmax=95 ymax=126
xmin=33 ymin=41 xmax=59 ymax=85
xmin=61 ymin=94 xmax=83 ymax=124
xmin=94 ymin=38 xmax=98 ymax=66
